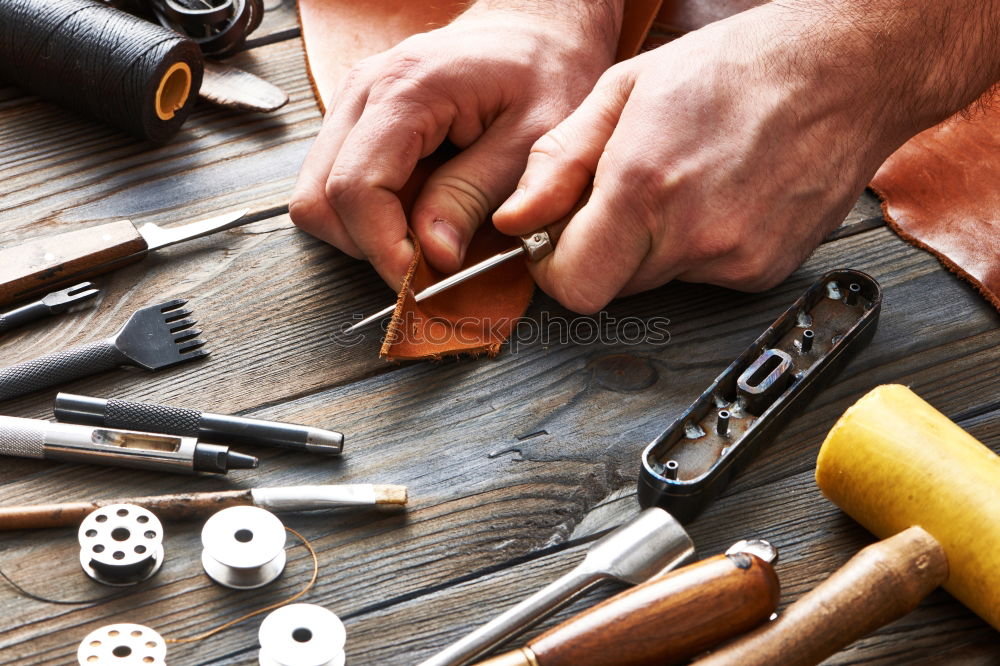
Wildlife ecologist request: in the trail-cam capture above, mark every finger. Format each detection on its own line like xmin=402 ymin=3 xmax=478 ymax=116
xmin=492 ymin=64 xmax=636 ymax=236
xmin=327 ymin=98 xmax=452 ymax=289
xmin=290 ymin=63 xmax=383 ymax=258
xmin=529 ymin=181 xmax=654 ymax=314
xmin=410 ymin=117 xmax=539 ymax=273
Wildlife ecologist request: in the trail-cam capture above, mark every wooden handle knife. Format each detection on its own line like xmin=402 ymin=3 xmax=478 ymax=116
xmin=0 ymin=209 xmax=249 ymax=307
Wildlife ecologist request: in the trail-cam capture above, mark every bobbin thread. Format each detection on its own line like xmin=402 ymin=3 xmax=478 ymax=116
xmin=79 ymin=503 xmax=164 ymax=587
xmin=258 ymin=604 xmax=347 ymax=666
xmin=201 ymin=505 xmax=287 ymax=590
xmin=0 ymin=0 xmax=204 ymax=142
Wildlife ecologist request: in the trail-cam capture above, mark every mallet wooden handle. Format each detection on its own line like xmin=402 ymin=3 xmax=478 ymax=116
xmin=478 ymin=552 xmax=780 ymax=666
xmin=691 ymin=526 xmax=948 ymax=666
xmin=0 ymin=221 xmax=147 ymax=306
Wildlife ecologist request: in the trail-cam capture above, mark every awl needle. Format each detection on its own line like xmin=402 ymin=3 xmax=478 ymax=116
xmin=346 ymin=229 xmax=556 ymax=334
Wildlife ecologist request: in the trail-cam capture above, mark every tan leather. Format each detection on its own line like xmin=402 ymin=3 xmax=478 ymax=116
xmin=654 ymin=0 xmax=764 ymax=32
xmin=871 ymin=106 xmax=1000 ymax=311
xmin=297 ymin=0 xmax=665 ymax=360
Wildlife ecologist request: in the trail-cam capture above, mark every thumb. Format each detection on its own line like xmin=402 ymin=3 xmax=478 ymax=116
xmin=493 ymin=64 xmax=635 ymax=236
xmin=411 ymin=120 xmax=537 ymax=274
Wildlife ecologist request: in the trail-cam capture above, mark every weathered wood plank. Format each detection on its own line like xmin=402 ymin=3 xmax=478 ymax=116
xmin=0 ymin=225 xmax=996 ymax=663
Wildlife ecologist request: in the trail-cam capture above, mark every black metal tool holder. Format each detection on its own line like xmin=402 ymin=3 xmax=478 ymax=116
xmin=638 ymin=269 xmax=882 ymax=522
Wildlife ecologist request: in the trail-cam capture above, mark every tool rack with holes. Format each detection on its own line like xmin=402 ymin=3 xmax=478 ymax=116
xmin=0 ymin=2 xmax=998 ymax=665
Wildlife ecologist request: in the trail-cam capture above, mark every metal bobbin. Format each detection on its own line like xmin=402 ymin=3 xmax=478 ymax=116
xmin=201 ymin=505 xmax=286 ymax=589
xmin=258 ymin=603 xmax=346 ymax=666
xmin=78 ymin=503 xmax=164 ymax=586
xmin=77 ymin=623 xmax=166 ymax=665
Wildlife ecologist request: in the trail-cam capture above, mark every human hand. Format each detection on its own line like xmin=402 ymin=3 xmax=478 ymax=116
xmin=289 ymin=2 xmax=621 ymax=290
xmin=492 ymin=3 xmax=921 ymax=313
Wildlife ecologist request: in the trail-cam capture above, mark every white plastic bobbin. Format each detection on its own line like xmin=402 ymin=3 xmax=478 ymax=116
xmin=76 ymin=623 xmax=167 ymax=666
xmin=78 ymin=504 xmax=164 ymax=586
xmin=201 ymin=505 xmax=286 ymax=589
xmin=258 ymin=603 xmax=346 ymax=666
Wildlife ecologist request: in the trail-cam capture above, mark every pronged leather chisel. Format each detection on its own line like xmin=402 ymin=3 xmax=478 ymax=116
xmin=0 ymin=209 xmax=250 ymax=307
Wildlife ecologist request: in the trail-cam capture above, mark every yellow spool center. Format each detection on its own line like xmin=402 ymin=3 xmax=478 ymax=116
xmin=155 ymin=62 xmax=192 ymax=121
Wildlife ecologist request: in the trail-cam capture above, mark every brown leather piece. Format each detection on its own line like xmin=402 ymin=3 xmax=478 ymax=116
xmin=298 ymin=0 xmax=665 ymax=360
xmin=871 ymin=107 xmax=1000 ymax=311
xmin=654 ymin=0 xmax=764 ymax=33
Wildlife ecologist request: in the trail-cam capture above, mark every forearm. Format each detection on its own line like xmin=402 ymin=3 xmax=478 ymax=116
xmin=464 ymin=0 xmax=625 ymax=57
xmin=763 ymin=1 xmax=1000 ymax=151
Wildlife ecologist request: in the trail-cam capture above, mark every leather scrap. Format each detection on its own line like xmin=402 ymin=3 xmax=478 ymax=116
xmin=871 ymin=106 xmax=1000 ymax=311
xmin=297 ymin=0 xmax=664 ymax=360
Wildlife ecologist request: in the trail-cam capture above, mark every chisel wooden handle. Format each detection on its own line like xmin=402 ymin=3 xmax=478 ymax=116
xmin=478 ymin=551 xmax=780 ymax=666
xmin=691 ymin=527 xmax=948 ymax=666
xmin=0 ymin=221 xmax=147 ymax=306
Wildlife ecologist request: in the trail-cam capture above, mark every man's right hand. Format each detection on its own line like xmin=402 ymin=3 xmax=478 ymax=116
xmin=289 ymin=1 xmax=622 ymax=291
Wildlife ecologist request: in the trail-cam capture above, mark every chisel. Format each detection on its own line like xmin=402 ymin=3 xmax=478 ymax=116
xmin=346 ymin=226 xmax=558 ymax=334
xmin=476 ymin=540 xmax=780 ymax=666
xmin=0 ymin=209 xmax=251 ymax=307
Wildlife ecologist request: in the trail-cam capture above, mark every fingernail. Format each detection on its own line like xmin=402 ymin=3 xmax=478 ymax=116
xmin=431 ymin=219 xmax=463 ymax=263
xmin=495 ymin=188 xmax=524 ymax=217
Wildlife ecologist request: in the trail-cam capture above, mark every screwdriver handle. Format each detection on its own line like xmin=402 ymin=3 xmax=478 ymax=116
xmin=518 ymin=219 xmax=569 ymax=262
xmin=478 ymin=552 xmax=779 ymax=666
xmin=690 ymin=527 xmax=947 ymax=666
xmin=0 ymin=221 xmax=147 ymax=307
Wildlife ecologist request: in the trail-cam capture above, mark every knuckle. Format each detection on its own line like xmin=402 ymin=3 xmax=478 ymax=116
xmin=428 ymin=176 xmax=490 ymax=228
xmin=325 ymin=170 xmax=361 ymax=207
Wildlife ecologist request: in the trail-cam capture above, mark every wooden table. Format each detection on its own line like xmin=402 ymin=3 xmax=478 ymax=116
xmin=1 ymin=3 xmax=998 ymax=664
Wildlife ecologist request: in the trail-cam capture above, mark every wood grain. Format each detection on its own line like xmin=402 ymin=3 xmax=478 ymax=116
xmin=691 ymin=528 xmax=948 ymax=666
xmin=0 ymin=6 xmax=997 ymax=665
xmin=0 ymin=219 xmax=147 ymax=306
xmin=527 ymin=553 xmax=779 ymax=666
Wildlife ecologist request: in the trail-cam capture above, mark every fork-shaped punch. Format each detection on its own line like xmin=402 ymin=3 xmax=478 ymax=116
xmin=0 ymin=282 xmax=99 ymax=335
xmin=0 ymin=299 xmax=207 ymax=402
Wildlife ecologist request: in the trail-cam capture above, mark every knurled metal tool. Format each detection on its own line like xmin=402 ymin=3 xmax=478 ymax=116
xmin=0 ymin=298 xmax=207 ymax=402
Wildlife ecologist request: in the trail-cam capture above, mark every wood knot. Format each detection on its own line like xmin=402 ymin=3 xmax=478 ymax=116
xmin=588 ymin=354 xmax=657 ymax=392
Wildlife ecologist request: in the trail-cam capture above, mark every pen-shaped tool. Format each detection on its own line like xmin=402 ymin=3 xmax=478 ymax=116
xmin=0 ymin=209 xmax=252 ymax=307
xmin=54 ymin=393 xmax=344 ymax=456
xmin=0 ymin=484 xmax=407 ymax=529
xmin=0 ymin=283 xmax=99 ymax=335
xmin=346 ymin=226 xmax=560 ymax=334
xmin=0 ymin=415 xmax=257 ymax=474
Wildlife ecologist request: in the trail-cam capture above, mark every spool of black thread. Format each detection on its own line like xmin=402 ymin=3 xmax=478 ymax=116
xmin=0 ymin=0 xmax=204 ymax=143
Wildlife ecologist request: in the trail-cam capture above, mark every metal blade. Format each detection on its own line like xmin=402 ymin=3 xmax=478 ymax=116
xmin=138 ymin=209 xmax=250 ymax=251
xmin=344 ymin=245 xmax=526 ymax=334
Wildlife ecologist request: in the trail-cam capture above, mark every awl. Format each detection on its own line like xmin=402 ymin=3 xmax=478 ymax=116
xmin=54 ymin=393 xmax=344 ymax=456
xmin=0 ymin=209 xmax=250 ymax=307
xmin=346 ymin=227 xmax=558 ymax=334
